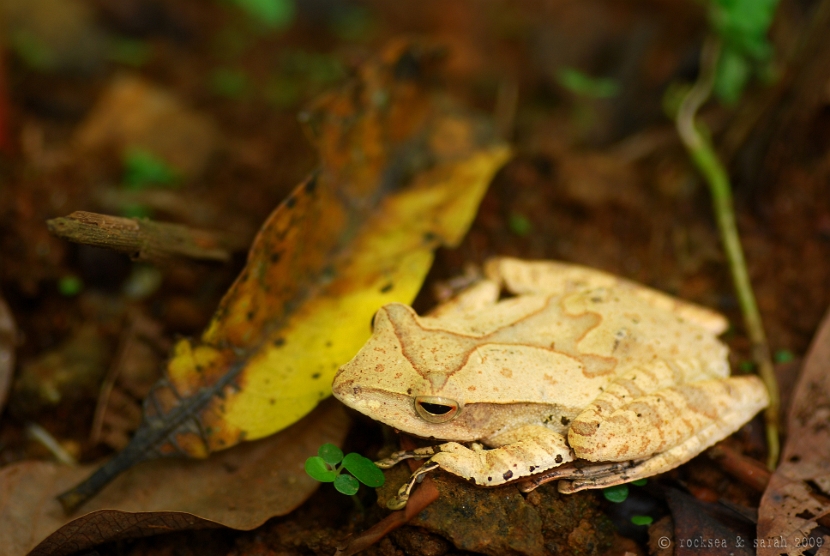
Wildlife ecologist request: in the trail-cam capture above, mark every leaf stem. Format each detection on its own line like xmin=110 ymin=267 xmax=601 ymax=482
xmin=675 ymin=36 xmax=780 ymax=470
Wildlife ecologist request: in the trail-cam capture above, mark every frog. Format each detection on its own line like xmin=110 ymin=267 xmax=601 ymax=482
xmin=331 ymin=257 xmax=770 ymax=510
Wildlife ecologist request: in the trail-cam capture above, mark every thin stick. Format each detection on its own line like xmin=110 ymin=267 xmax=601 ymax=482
xmin=676 ymin=37 xmax=780 ymax=469
xmin=47 ymin=211 xmax=234 ymax=264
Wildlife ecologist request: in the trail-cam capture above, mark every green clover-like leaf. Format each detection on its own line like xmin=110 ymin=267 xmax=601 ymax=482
xmin=318 ymin=443 xmax=344 ymax=465
xmin=342 ymin=453 xmax=385 ymax=488
xmin=304 ymin=456 xmax=337 ymax=482
xmin=602 ymin=484 xmax=629 ymax=503
xmin=333 ymin=473 xmax=360 ymax=495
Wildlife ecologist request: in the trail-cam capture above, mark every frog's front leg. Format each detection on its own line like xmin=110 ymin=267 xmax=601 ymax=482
xmin=380 ymin=425 xmax=574 ymax=509
xmin=566 ymin=375 xmax=768 ymax=488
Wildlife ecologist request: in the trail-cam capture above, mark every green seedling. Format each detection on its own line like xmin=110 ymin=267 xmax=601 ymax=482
xmin=210 ymin=68 xmax=250 ymax=99
xmin=224 ymin=0 xmax=295 ymax=30
xmin=774 ymin=349 xmax=794 ymax=364
xmin=305 ymin=443 xmax=385 ymax=496
xmin=122 ymin=148 xmax=179 ymax=190
xmin=602 ymin=484 xmax=630 ymax=503
xmin=602 ymin=477 xmax=647 ymax=503
xmin=556 ymin=67 xmax=620 ymax=99
xmin=708 ymin=0 xmax=778 ymax=103
xmin=109 ymin=39 xmax=151 ymax=67
xmin=507 ymin=212 xmax=532 ymax=237
xmin=58 ymin=275 xmax=83 ymax=297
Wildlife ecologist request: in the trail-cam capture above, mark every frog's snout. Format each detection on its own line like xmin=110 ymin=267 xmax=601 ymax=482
xmin=414 ymin=396 xmax=462 ymax=423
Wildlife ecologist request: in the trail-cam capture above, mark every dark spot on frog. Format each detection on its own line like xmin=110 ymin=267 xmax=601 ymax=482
xmin=407 ymin=388 xmax=412 ymax=395
xmin=273 ymin=338 xmax=285 ymax=347
xmin=503 ymin=470 xmax=513 ymax=480
xmin=380 ymin=283 xmax=393 ymax=293
xmin=353 ymin=386 xmax=362 ymax=395
xmin=561 ymin=416 xmax=570 ymax=426
xmin=306 ymin=174 xmax=318 ymax=193
xmin=326 ymin=341 xmax=332 ymax=347
xmin=637 ymin=413 xmax=642 ymax=417
xmin=195 ymin=365 xmax=203 ymax=373
xmin=555 ymin=454 xmax=563 ymax=463
xmin=591 ymin=296 xmax=602 ymax=303
xmin=487 ymin=476 xmax=492 ymax=482
xmin=270 ymin=252 xmax=281 ymax=263
xmin=422 ymin=231 xmax=437 ymax=243
xmin=218 ymin=438 xmax=226 ymax=447
xmin=286 ymin=196 xmax=297 ymax=209
xmin=375 ymin=364 xmax=384 ymax=373
xmin=270 ymin=398 xmax=276 ymax=405
xmin=312 ymin=373 xmax=321 ymax=379
xmin=529 ymin=466 xmax=536 ymax=472
xmin=247 ymin=311 xmax=255 ymax=321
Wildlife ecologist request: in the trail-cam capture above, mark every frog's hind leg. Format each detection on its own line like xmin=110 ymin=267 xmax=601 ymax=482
xmin=566 ymin=375 xmax=768 ymax=490
xmin=558 ymin=426 xmax=722 ymax=493
xmin=485 ymin=257 xmax=728 ymax=334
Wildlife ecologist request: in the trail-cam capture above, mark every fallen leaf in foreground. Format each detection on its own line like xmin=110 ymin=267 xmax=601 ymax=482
xmin=59 ymin=39 xmax=510 ymax=511
xmin=0 ymin=399 xmax=349 ymax=556
xmin=0 ymin=294 xmax=15 ymax=410
xmin=665 ymin=488 xmax=755 ymax=556
xmin=757 ymin=306 xmax=830 ymax=555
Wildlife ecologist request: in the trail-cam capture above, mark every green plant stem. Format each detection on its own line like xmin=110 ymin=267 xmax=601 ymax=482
xmin=676 ymin=37 xmax=780 ymax=470
xmin=350 ymin=493 xmax=366 ymax=515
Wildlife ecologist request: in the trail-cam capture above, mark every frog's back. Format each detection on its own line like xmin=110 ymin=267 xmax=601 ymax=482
xmin=423 ymin=285 xmax=730 ymax=408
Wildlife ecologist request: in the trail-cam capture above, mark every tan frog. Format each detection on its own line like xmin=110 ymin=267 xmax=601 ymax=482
xmin=332 ymin=258 xmax=769 ymax=509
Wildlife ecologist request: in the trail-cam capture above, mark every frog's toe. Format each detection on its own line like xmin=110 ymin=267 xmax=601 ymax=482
xmin=387 ymin=493 xmax=409 ymax=510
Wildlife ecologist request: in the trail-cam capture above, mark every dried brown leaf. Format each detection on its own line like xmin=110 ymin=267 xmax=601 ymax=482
xmin=758 ymin=307 xmax=830 ymax=555
xmin=0 ymin=399 xmax=348 ymax=556
xmin=0 ymin=294 xmax=15 ymax=411
xmin=666 ymin=489 xmax=755 ymax=556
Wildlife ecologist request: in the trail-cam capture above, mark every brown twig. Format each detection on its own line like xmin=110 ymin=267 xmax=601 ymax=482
xmin=47 ymin=211 xmax=234 ymax=264
xmin=708 ymin=444 xmax=771 ymax=492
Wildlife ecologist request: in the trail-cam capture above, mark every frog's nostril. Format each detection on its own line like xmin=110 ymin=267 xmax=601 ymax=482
xmin=414 ymin=396 xmax=461 ymax=423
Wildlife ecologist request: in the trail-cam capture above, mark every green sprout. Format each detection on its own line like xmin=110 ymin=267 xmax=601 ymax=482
xmin=556 ymin=67 xmax=620 ymax=99
xmin=109 ymin=38 xmax=151 ymax=67
xmin=225 ymin=0 xmax=295 ymax=30
xmin=631 ymin=515 xmax=654 ymax=526
xmin=210 ymin=67 xmax=250 ymax=98
xmin=305 ymin=443 xmax=384 ymax=495
xmin=122 ymin=148 xmax=179 ymax=190
xmin=508 ymin=212 xmax=533 ymax=236
xmin=602 ymin=477 xmax=647 ymax=503
xmin=773 ymin=349 xmax=794 ymax=364
xmin=58 ymin=275 xmax=83 ymax=297
xmin=708 ymin=0 xmax=778 ymax=104
xmin=602 ymin=484 xmax=629 ymax=503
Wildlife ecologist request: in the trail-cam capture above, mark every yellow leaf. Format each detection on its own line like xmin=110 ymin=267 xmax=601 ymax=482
xmin=59 ymin=39 xmax=510 ymax=512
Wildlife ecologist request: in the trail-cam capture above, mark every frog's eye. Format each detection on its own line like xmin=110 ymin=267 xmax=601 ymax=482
xmin=414 ymin=396 xmax=461 ymax=423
